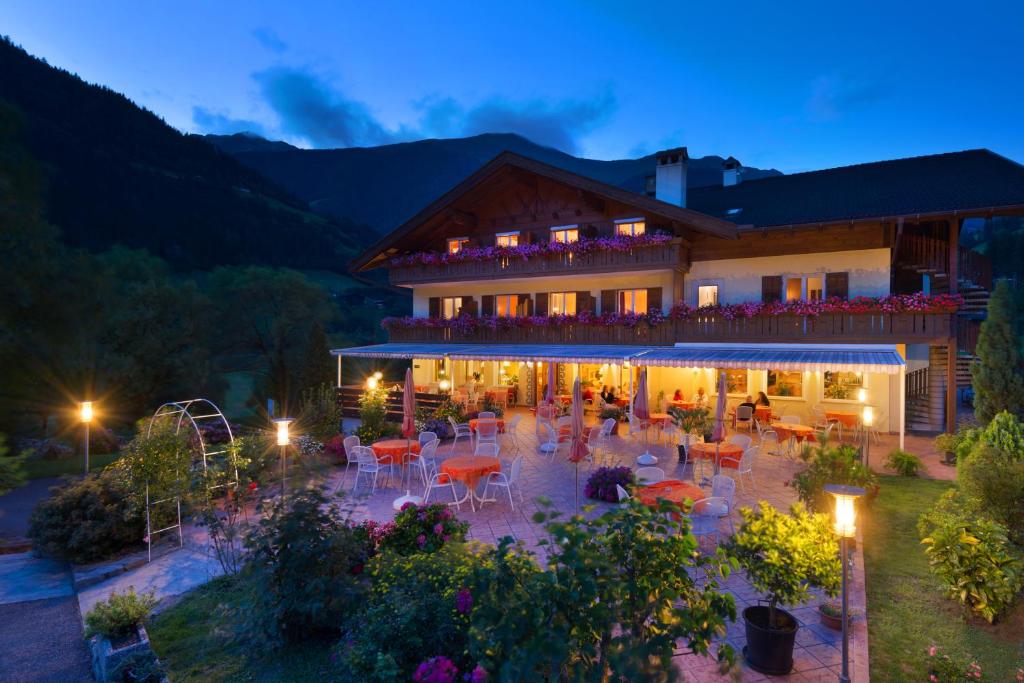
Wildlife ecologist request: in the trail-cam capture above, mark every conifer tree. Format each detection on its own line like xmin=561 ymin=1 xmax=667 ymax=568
xmin=971 ymin=281 xmax=1024 ymax=423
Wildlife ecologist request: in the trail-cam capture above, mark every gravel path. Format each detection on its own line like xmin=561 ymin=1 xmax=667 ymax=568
xmin=0 ymin=596 xmax=92 ymax=682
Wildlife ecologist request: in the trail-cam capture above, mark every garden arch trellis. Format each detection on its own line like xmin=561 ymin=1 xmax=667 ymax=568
xmin=144 ymin=398 xmax=238 ymax=561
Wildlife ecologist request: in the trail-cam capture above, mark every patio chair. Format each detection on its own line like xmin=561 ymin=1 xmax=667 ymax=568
xmin=709 ymin=474 xmax=736 ymax=533
xmin=482 ymin=455 xmax=524 ymax=510
xmin=418 ymin=431 xmax=437 ymax=448
xmin=779 ymin=415 xmax=801 ymax=425
xmin=585 ymin=425 xmax=604 ymax=467
xmin=627 ymin=412 xmax=651 ymax=439
xmin=616 ymin=484 xmax=631 ymax=503
xmin=449 ymin=416 xmax=472 ymax=454
xmin=720 ymin=446 xmax=757 ymax=493
xmin=340 ymin=435 xmax=360 ymax=489
xmin=474 ymin=442 xmax=500 ymax=458
xmin=415 ymin=449 xmax=461 ymax=511
xmin=759 ymin=429 xmax=783 ymax=456
xmin=503 ymin=413 xmax=522 ymax=453
xmin=353 ymin=445 xmax=388 ymax=493
xmin=735 ymin=405 xmax=755 ymax=434
xmin=479 ymin=411 xmax=497 ymax=420
xmin=726 ymin=434 xmax=753 ymax=451
xmin=476 ymin=419 xmax=499 ymax=449
xmin=538 ymin=421 xmax=560 ymax=457
xmin=866 ymin=408 xmax=886 ymax=445
xmin=635 ymin=466 xmax=666 ymax=485
xmin=687 ymin=499 xmax=723 ymax=547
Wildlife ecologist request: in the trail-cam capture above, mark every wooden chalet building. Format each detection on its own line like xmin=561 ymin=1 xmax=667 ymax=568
xmin=338 ymin=148 xmax=1024 ymax=438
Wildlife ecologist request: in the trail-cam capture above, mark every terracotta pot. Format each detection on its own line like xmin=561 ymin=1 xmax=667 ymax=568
xmin=819 ymin=607 xmax=843 ymax=630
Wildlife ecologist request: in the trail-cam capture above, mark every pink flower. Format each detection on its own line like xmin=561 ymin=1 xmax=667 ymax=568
xmin=469 ymin=665 xmax=488 ymax=683
xmin=417 ymin=534 xmax=427 ymax=546
xmin=434 ymin=523 xmax=444 ymax=535
xmin=928 ymin=646 xmax=937 ymax=657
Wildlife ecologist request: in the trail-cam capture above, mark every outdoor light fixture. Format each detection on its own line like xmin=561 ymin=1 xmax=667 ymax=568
xmin=861 ymin=404 xmax=874 ymax=468
xmin=374 ymin=371 xmax=383 ymax=380
xmin=80 ymin=400 xmax=94 ymax=475
xmin=366 ymin=376 xmax=379 ymax=391
xmin=857 ymin=388 xmax=867 ymax=403
xmin=80 ymin=401 xmax=94 ymax=423
xmin=438 ymin=378 xmax=451 ymax=392
xmin=825 ymin=484 xmax=866 ymax=683
xmin=274 ymin=417 xmax=294 ymax=497
xmin=862 ymin=405 xmax=873 ymax=427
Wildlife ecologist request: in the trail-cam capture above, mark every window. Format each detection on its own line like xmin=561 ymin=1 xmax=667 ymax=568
xmin=447 ymin=237 xmax=469 ymax=254
xmin=767 ymin=370 xmax=804 ymax=398
xmin=549 ymin=292 xmax=577 ymax=315
xmin=785 ymin=275 xmax=825 ymax=302
xmin=698 ymin=284 xmax=719 ymax=308
xmin=618 ymin=289 xmax=648 ymax=314
xmin=495 ymin=294 xmax=520 ymax=317
xmin=495 ymin=231 xmax=519 ymax=247
xmin=615 ymin=219 xmax=646 ymax=236
xmin=823 ymin=371 xmax=864 ymax=400
xmin=550 ymin=225 xmax=579 ymax=243
xmin=720 ymin=369 xmax=748 ymax=394
xmin=441 ymin=296 xmax=464 ymax=320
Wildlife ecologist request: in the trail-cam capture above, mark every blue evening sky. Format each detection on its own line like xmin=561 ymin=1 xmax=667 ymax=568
xmin=3 ymin=1 xmax=1022 ymax=172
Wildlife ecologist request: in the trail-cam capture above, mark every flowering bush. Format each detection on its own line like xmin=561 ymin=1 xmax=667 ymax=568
xmin=295 ymin=435 xmax=324 ymax=459
xmin=584 ymin=466 xmax=634 ymax=502
xmin=925 ymin=644 xmax=984 ymax=681
xmin=324 ymin=434 xmax=347 ymax=463
xmin=376 ymin=503 xmax=469 ymax=556
xmin=389 ymin=233 xmax=674 ymax=268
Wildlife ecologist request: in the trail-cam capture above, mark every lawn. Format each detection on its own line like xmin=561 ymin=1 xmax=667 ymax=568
xmin=146 ymin=575 xmax=336 ymax=682
xmin=21 ymin=451 xmax=121 ymax=479
xmin=863 ymin=475 xmax=1023 ymax=680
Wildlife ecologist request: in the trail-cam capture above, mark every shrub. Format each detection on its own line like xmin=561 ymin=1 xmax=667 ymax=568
xmin=88 ymin=426 xmax=121 ymax=455
xmin=111 ymin=419 xmax=192 ymax=513
xmin=925 ymin=645 xmax=984 ymax=683
xmin=918 ymin=491 xmax=1023 ymax=623
xmin=28 ymin=472 xmax=145 ymax=563
xmin=377 ymin=503 xmax=469 ymax=556
xmin=298 ymin=383 xmax=343 ymax=441
xmin=584 ymin=466 xmax=634 ymax=502
xmin=789 ymin=443 xmax=878 ymax=512
xmin=0 ymin=433 xmax=25 ymax=495
xmin=35 ymin=439 xmax=74 ymax=461
xmin=84 ymin=587 xmax=157 ymax=640
xmin=479 ymin=394 xmax=505 ymax=418
xmin=242 ymin=487 xmax=372 ymax=645
xmin=433 ymin=399 xmax=465 ymax=424
xmin=598 ymin=406 xmax=625 ymax=421
xmin=354 ymin=385 xmax=401 ymax=443
xmin=958 ymin=444 xmax=1024 ymax=545
xmin=885 ymin=449 xmax=922 ymax=476
xmin=971 ymin=281 xmax=1024 ymax=424
xmin=668 ymin=406 xmax=711 ymax=436
xmin=422 ymin=417 xmax=453 ymax=440
xmin=324 ymin=434 xmax=347 ymax=464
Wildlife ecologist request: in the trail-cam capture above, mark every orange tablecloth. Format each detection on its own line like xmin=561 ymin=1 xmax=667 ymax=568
xmin=440 ymin=455 xmax=501 ymax=489
xmin=771 ymin=422 xmax=818 ymax=444
xmin=669 ymin=400 xmax=696 ymax=410
xmin=555 ymin=394 xmax=573 ymax=405
xmin=825 ymin=411 xmax=860 ymax=428
xmin=688 ymin=442 xmax=743 ymax=469
xmin=469 ymin=418 xmax=505 ymax=433
xmin=731 ymin=405 xmax=774 ymax=426
xmin=635 ymin=479 xmax=705 ymax=510
xmin=613 ymin=398 xmax=630 ymax=407
xmin=371 ymin=439 xmax=421 ymax=465
xmin=648 ymin=412 xmax=672 ymax=425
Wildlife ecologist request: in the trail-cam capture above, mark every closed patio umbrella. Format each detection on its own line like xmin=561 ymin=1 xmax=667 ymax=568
xmin=569 ymin=377 xmax=589 ymax=512
xmin=711 ymin=370 xmax=727 ymax=443
xmin=635 ymin=368 xmax=655 ymax=463
xmin=545 ymin=362 xmax=556 ymax=405
xmin=400 ymin=368 xmax=417 ymax=491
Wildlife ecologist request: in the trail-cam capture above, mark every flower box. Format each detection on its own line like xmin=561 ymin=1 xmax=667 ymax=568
xmin=90 ymin=625 xmax=167 ymax=683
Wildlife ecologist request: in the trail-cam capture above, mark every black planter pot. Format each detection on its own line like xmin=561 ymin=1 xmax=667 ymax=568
xmin=742 ymin=605 xmax=799 ymax=675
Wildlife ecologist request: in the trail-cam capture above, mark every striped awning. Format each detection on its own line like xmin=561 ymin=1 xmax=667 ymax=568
xmin=634 ymin=343 xmax=905 ymax=374
xmin=331 ymin=343 xmax=638 ymax=364
xmin=330 ymin=343 xmax=480 ymax=359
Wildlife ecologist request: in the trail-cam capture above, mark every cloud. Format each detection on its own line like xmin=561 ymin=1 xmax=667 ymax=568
xmin=806 ymin=74 xmax=888 ymax=121
xmin=252 ymin=27 xmax=288 ymax=54
xmin=191 ymin=106 xmax=266 ymax=136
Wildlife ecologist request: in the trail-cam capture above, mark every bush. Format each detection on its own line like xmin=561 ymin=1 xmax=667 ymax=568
xmin=789 ymin=443 xmax=878 ymax=512
xmin=0 ymin=433 xmax=25 ymax=495
xmin=298 ymin=383 xmax=343 ymax=441
xmin=918 ymin=490 xmax=1023 ymax=623
xmin=35 ymin=439 xmax=74 ymax=461
xmin=925 ymin=645 xmax=985 ymax=682
xmin=88 ymin=426 xmax=121 ymax=455
xmin=584 ymin=466 xmax=634 ymax=502
xmin=479 ymin=395 xmax=504 ymax=418
xmin=242 ymin=488 xmax=372 ymax=646
xmin=958 ymin=444 xmax=1024 ymax=545
xmin=376 ymin=503 xmax=469 ymax=556
xmin=422 ymin=417 xmax=453 ymax=440
xmin=433 ymin=399 xmax=465 ymax=424
xmin=84 ymin=587 xmax=157 ymax=640
xmin=28 ymin=471 xmax=144 ymax=563
xmin=324 ymin=434 xmax=347 ymax=464
xmin=598 ymin=406 xmax=625 ymax=421
xmin=886 ymin=449 xmax=922 ymax=476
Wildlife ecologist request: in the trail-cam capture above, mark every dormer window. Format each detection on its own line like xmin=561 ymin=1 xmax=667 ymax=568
xmin=447 ymin=237 xmax=469 ymax=254
xmin=495 ymin=231 xmax=519 ymax=247
xmin=615 ymin=219 xmax=646 ymax=236
xmin=550 ymin=225 xmax=579 ymax=243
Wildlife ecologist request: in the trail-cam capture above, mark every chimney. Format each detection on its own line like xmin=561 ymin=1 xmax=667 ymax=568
xmin=654 ymin=147 xmax=688 ymax=207
xmin=722 ymin=156 xmax=743 ymax=186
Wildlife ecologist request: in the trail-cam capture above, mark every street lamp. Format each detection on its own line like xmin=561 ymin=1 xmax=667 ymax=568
xmin=366 ymin=375 xmax=379 ymax=391
xmin=826 ymin=484 xmax=865 ymax=683
xmin=861 ymin=405 xmax=874 ymax=468
xmin=274 ymin=417 xmax=293 ymax=497
xmin=373 ymin=371 xmax=383 ymax=381
xmin=438 ymin=378 xmax=451 ymax=393
xmin=80 ymin=401 xmax=93 ymax=475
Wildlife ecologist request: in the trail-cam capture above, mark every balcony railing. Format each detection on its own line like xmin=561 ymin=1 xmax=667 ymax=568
xmin=388 ymin=238 xmax=686 ymax=285
xmin=388 ymin=311 xmax=953 ymax=345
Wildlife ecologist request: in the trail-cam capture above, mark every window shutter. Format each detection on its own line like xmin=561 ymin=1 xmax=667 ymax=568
xmin=535 ymin=292 xmax=549 ymax=316
xmin=518 ymin=293 xmax=532 ymax=316
xmin=481 ymin=295 xmax=495 ymax=317
xmin=581 ymin=224 xmax=598 ymax=239
xmin=428 ymin=297 xmax=441 ymax=318
xmin=575 ymin=291 xmax=593 ymax=314
xmin=600 ymin=289 xmax=617 ymax=314
xmin=826 ymin=272 xmax=849 ymax=300
xmin=460 ymin=296 xmax=477 ymax=317
xmin=647 ymin=287 xmax=663 ymax=313
xmin=761 ymin=276 xmax=783 ymax=303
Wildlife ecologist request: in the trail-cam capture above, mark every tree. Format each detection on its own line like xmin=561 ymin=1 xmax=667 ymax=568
xmin=297 ymin=323 xmax=334 ymax=396
xmin=972 ymin=281 xmax=1024 ymax=423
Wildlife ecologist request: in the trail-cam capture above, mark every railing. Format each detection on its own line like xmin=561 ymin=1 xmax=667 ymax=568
xmin=388 ymin=238 xmax=686 ymax=285
xmin=388 ymin=311 xmax=954 ymax=345
xmin=906 ymin=367 xmax=929 ymax=400
xmin=958 ymin=247 xmax=993 ymax=290
xmin=900 ymin=235 xmax=949 ymax=275
xmin=335 ymin=385 xmax=447 ymax=420
xmin=957 ymin=318 xmax=981 ymax=356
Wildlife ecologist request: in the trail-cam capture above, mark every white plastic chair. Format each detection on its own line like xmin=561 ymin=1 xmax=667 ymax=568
xmin=503 ymin=413 xmax=522 ymax=453
xmin=735 ymin=405 xmax=754 ymax=433
xmin=449 ymin=416 xmax=472 ymax=454
xmin=415 ymin=450 xmax=461 ymax=511
xmin=482 ymin=455 xmax=523 ymax=510
xmin=539 ymin=421 xmax=561 ymax=457
xmin=779 ymin=415 xmax=801 ymax=425
xmin=726 ymin=434 xmax=753 ymax=451
xmin=585 ymin=425 xmax=604 ymax=466
xmin=720 ymin=446 xmax=757 ymax=492
xmin=353 ymin=445 xmax=387 ymax=493
xmin=418 ymin=432 xmax=437 ymax=448
xmin=476 ymin=419 xmax=499 ymax=448
xmin=635 ymin=466 xmax=666 ymax=485
xmin=687 ymin=500 xmax=722 ymax=547
xmin=474 ymin=442 xmax=500 ymax=458
xmin=479 ymin=411 xmax=497 ymax=420
xmin=711 ymin=474 xmax=737 ymax=531
xmin=760 ymin=429 xmax=783 ymax=456
xmin=341 ymin=435 xmax=360 ymax=488
xmin=616 ymin=484 xmax=631 ymax=503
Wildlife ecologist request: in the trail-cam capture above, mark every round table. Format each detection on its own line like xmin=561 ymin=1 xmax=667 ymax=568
xmin=635 ymin=479 xmax=705 ymax=512
xmin=371 ymin=439 xmax=421 ymax=465
xmin=669 ymin=400 xmax=696 ymax=410
xmin=825 ymin=411 xmax=860 ymax=429
xmin=771 ymin=422 xmax=817 ymax=444
xmin=440 ymin=455 xmax=501 ymax=511
xmin=469 ymin=418 xmax=505 ymax=433
xmin=687 ymin=442 xmax=743 ymax=470
xmin=647 ymin=412 xmax=672 ymax=426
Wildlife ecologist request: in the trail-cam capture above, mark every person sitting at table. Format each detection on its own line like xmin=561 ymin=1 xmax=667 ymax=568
xmin=600 ymin=385 xmax=611 ymax=403
xmin=582 ymin=385 xmax=594 ymax=401
xmin=691 ymin=387 xmax=709 ymax=408
xmin=672 ymin=389 xmax=684 ymax=401
xmin=607 ymin=386 xmax=618 ymax=402
xmin=739 ymin=395 xmax=757 ymax=412
xmin=755 ymin=391 xmax=771 ymax=407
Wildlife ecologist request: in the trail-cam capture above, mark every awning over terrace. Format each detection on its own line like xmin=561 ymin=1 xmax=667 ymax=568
xmin=333 ymin=343 xmax=640 ymax=364
xmin=330 ymin=343 xmax=480 ymax=360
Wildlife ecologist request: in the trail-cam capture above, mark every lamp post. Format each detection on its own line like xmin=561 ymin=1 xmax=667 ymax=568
xmin=274 ymin=417 xmax=293 ymax=497
xmin=80 ymin=401 xmax=93 ymax=475
xmin=826 ymin=484 xmax=865 ymax=683
xmin=861 ymin=405 xmax=874 ymax=469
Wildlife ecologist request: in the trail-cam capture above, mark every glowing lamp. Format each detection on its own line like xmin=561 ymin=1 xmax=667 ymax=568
xmin=80 ymin=401 xmax=94 ymax=423
xmin=862 ymin=405 xmax=874 ymax=427
xmin=438 ymin=378 xmax=451 ymax=392
xmin=857 ymin=388 xmax=867 ymax=403
xmin=367 ymin=376 xmax=379 ymax=390
xmin=825 ymin=484 xmax=865 ymax=538
xmin=274 ymin=418 xmax=293 ymax=446
xmin=502 ymin=361 xmax=510 ymax=367
xmin=373 ymin=371 xmax=383 ymax=380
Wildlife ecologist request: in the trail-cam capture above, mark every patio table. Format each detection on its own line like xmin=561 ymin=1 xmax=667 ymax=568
xmin=687 ymin=442 xmax=743 ymax=470
xmin=441 ymin=455 xmax=501 ymax=511
xmin=371 ymin=439 xmax=421 ymax=465
xmin=669 ymin=400 xmax=696 ymax=410
xmin=468 ymin=418 xmax=505 ymax=433
xmin=825 ymin=411 xmax=860 ymax=429
xmin=648 ymin=412 xmax=672 ymax=426
xmin=635 ymin=479 xmax=704 ymax=509
xmin=770 ymin=422 xmax=817 ymax=444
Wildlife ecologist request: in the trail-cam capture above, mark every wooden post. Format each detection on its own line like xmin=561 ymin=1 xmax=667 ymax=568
xmin=946 ymin=218 xmax=959 ymax=433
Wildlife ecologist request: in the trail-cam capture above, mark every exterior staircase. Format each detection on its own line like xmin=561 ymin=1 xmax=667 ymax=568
xmin=905 ymin=346 xmax=950 ymax=433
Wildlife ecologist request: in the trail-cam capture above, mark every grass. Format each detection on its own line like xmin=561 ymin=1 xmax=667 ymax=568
xmin=21 ymin=451 xmax=122 ymax=479
xmin=146 ymin=575 xmax=336 ymax=682
xmin=863 ymin=475 xmax=1023 ymax=680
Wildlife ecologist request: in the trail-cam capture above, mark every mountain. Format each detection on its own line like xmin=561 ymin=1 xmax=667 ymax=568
xmin=0 ymin=38 xmax=371 ymax=270
xmin=206 ymin=132 xmax=782 ymax=233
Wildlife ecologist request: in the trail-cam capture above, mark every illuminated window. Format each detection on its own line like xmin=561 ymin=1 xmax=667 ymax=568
xmin=618 ymin=289 xmax=648 ymax=314
xmin=767 ymin=370 xmax=804 ymax=398
xmin=615 ymin=219 xmax=646 ymax=236
xmin=785 ymin=275 xmax=824 ymax=301
xmin=823 ymin=371 xmax=864 ymax=400
xmin=698 ymin=285 xmax=719 ymax=307
xmin=720 ymin=369 xmax=748 ymax=394
xmin=549 ymin=292 xmax=577 ymax=315
xmin=495 ymin=231 xmax=519 ymax=247
xmin=447 ymin=237 xmax=469 ymax=254
xmin=550 ymin=226 xmax=579 ymax=243
xmin=496 ymin=294 xmax=520 ymax=317
xmin=441 ymin=296 xmax=464 ymax=319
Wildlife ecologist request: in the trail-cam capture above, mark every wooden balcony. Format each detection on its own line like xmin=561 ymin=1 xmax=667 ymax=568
xmin=388 ymin=311 xmax=954 ymax=346
xmin=388 ymin=238 xmax=686 ymax=285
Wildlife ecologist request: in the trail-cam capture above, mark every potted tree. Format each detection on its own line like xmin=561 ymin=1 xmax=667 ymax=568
xmin=85 ymin=587 xmax=162 ymax=682
xmin=668 ymin=407 xmax=711 ymax=462
xmin=724 ymin=502 xmax=841 ymax=675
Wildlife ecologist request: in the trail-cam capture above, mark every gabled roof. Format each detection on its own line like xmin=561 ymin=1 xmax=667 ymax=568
xmin=687 ymin=149 xmax=1024 ymax=229
xmin=350 ymin=151 xmax=738 ymax=271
